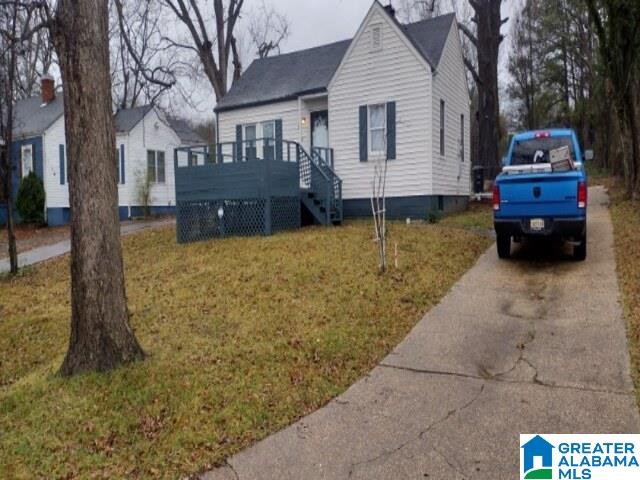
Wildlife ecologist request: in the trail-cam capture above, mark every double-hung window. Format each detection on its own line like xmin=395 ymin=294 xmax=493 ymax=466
xmin=262 ymin=121 xmax=275 ymax=160
xmin=21 ymin=144 xmax=33 ymax=178
xmin=147 ymin=150 xmax=166 ymax=183
xmin=368 ymin=104 xmax=386 ymax=155
xmin=244 ymin=124 xmax=257 ymax=160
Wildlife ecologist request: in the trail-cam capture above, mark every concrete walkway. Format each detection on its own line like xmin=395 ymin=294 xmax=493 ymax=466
xmin=203 ymin=186 xmax=639 ymax=479
xmin=0 ymin=218 xmax=174 ymax=273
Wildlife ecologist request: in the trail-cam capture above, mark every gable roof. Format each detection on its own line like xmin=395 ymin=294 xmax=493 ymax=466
xmin=215 ymin=40 xmax=351 ymax=113
xmin=215 ymin=10 xmax=456 ymax=113
xmin=114 ymin=104 xmax=154 ymax=133
xmin=400 ymin=13 xmax=455 ymax=67
xmin=12 ymin=95 xmax=64 ymax=139
xmin=168 ymin=117 xmax=205 ymax=145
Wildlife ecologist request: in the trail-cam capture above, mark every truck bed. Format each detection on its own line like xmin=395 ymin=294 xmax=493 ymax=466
xmin=495 ymin=170 xmax=584 ymax=219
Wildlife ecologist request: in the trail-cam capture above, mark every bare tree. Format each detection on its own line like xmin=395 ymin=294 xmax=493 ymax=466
xmin=459 ymin=0 xmax=508 ymax=170
xmin=397 ymin=0 xmax=441 ymax=22
xmin=370 ymin=156 xmax=388 ymax=274
xmin=112 ymin=0 xmax=177 ymax=109
xmin=248 ymin=0 xmax=290 ymax=59
xmin=46 ymin=0 xmax=145 ymax=375
xmin=159 ymin=0 xmax=245 ymax=102
xmin=0 ymin=0 xmax=42 ymax=274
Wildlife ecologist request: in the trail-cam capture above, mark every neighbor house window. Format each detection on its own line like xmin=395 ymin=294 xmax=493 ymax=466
xmin=368 ymin=104 xmax=386 ymax=155
xmin=21 ymin=144 xmax=33 ymax=178
xmin=262 ymin=121 xmax=275 ymax=160
xmin=371 ymin=25 xmax=382 ymax=51
xmin=460 ymin=114 xmax=465 ymax=162
xmin=439 ymin=100 xmax=445 ymax=156
xmin=147 ymin=150 xmax=165 ymax=183
xmin=244 ymin=124 xmax=257 ymax=160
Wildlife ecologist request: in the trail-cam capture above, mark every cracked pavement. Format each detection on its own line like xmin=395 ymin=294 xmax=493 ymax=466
xmin=201 ymin=186 xmax=639 ymax=480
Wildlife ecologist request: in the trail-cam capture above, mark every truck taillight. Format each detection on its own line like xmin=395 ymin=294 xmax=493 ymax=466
xmin=493 ymin=185 xmax=500 ymax=211
xmin=578 ymin=181 xmax=587 ymax=209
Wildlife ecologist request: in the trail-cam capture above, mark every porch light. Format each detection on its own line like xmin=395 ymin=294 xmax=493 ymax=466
xmin=301 ymin=116 xmax=308 ymax=127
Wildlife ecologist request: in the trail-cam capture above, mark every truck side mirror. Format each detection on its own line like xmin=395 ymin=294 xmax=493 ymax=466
xmin=584 ymin=149 xmax=594 ymax=161
xmin=501 ymin=157 xmax=508 ymax=167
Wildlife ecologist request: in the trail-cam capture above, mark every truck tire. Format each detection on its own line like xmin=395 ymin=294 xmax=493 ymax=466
xmin=497 ymin=234 xmax=511 ymax=259
xmin=574 ymin=234 xmax=587 ymax=261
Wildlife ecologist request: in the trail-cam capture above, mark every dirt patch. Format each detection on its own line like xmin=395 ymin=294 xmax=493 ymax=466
xmin=0 ymin=224 xmax=69 ymax=259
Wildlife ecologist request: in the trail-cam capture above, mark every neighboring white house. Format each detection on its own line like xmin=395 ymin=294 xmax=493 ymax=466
xmin=214 ymin=1 xmax=471 ymax=219
xmin=9 ymin=82 xmax=203 ymax=226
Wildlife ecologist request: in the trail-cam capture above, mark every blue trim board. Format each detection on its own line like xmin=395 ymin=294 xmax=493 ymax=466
xmin=47 ymin=205 xmax=176 ymax=226
xmin=343 ymin=195 xmax=468 ymax=220
xmin=46 ymin=207 xmax=71 ymax=226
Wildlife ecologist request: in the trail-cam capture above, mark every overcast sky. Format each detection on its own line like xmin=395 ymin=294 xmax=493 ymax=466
xmin=188 ymin=0 xmax=517 ymax=120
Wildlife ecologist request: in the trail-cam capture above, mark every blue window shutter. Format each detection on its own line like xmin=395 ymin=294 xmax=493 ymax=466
xmin=275 ymin=119 xmax=283 ymax=160
xmin=386 ymin=101 xmax=396 ymax=160
xmin=235 ymin=125 xmax=243 ymax=161
xmin=359 ymin=105 xmax=368 ymax=162
xmin=120 ymin=144 xmax=125 ymax=184
xmin=59 ymin=144 xmax=65 ymax=185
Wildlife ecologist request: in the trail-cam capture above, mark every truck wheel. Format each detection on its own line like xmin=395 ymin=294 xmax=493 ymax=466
xmin=574 ymin=235 xmax=587 ymax=261
xmin=497 ymin=234 xmax=511 ymax=259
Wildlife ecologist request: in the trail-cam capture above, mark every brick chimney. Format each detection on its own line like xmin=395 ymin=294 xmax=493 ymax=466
xmin=41 ymin=74 xmax=55 ymax=104
xmin=383 ymin=3 xmax=396 ymax=18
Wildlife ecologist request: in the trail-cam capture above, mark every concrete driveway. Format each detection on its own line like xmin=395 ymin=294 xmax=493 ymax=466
xmin=204 ymin=186 xmax=639 ymax=479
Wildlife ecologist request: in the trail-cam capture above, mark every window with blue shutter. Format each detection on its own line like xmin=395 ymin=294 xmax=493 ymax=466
xmin=59 ymin=144 xmax=65 ymax=184
xmin=119 ymin=144 xmax=125 ymax=183
xmin=440 ymin=99 xmax=445 ymax=156
xmin=235 ymin=124 xmax=243 ymax=161
xmin=359 ymin=105 xmax=368 ymax=162
xmin=275 ymin=119 xmax=283 ymax=160
xmin=386 ymin=101 xmax=396 ymax=160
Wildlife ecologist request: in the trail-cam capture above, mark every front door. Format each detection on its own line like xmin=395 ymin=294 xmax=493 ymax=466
xmin=311 ymin=110 xmax=329 ymax=160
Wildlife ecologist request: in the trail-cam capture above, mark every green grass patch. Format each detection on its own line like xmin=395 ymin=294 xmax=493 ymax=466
xmin=439 ymin=202 xmax=493 ymax=230
xmin=608 ymin=179 xmax=640 ymax=409
xmin=0 ymin=219 xmax=492 ymax=479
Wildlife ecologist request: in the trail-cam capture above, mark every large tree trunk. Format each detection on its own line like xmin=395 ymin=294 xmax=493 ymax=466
xmin=475 ymin=0 xmax=503 ymax=170
xmin=52 ymin=0 xmax=144 ymax=376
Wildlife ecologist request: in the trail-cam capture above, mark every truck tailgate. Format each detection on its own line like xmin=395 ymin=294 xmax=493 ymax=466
xmin=496 ymin=171 xmax=583 ymax=218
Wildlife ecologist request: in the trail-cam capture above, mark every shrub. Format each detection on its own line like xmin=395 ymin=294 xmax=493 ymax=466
xmin=16 ymin=172 xmax=45 ymax=224
xmin=427 ymin=211 xmax=442 ymax=224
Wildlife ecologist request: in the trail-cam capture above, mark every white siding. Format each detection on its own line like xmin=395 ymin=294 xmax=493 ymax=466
xmin=218 ymin=100 xmax=299 ymax=156
xmin=42 ymin=116 xmax=68 ymax=208
xmin=43 ymin=108 xmax=181 ymax=210
xmin=118 ymin=109 xmax=181 ymax=208
xmin=328 ymin=7 xmax=432 ymax=200
xmin=431 ymin=21 xmax=471 ymax=196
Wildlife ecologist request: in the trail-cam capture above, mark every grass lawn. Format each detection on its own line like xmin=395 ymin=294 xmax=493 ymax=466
xmin=607 ymin=179 xmax=640 ymax=409
xmin=0 ymin=215 xmax=492 ymax=479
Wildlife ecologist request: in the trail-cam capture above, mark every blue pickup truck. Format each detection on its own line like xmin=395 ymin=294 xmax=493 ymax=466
xmin=493 ymin=129 xmax=591 ymax=261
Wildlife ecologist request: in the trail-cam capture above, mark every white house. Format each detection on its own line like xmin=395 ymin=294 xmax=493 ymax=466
xmin=7 ymin=79 xmax=203 ymax=226
xmin=214 ymin=1 xmax=471 ymax=219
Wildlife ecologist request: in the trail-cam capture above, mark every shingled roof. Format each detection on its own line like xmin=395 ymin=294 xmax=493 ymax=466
xmin=13 ymin=95 xmax=64 ymax=139
xmin=168 ymin=117 xmax=205 ymax=145
xmin=215 ymin=12 xmax=455 ymax=113
xmin=114 ymin=105 xmax=154 ymax=133
xmin=216 ymin=40 xmax=351 ymax=113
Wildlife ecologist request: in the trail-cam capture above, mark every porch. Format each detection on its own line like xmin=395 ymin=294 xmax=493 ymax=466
xmin=173 ymin=138 xmax=342 ymax=244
